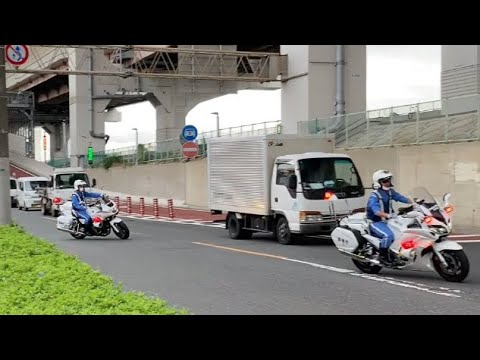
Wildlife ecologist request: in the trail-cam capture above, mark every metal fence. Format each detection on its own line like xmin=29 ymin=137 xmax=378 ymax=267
xmin=89 ymin=120 xmax=282 ymax=168
xmin=297 ymin=94 xmax=480 ymax=149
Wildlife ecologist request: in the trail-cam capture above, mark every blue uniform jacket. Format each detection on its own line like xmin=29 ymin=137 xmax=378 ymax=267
xmin=72 ymin=191 xmax=102 ymax=212
xmin=367 ymin=188 xmax=410 ymax=222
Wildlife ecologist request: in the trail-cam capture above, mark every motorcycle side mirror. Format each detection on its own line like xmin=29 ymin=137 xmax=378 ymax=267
xmin=92 ymin=178 xmax=97 ymax=187
xmin=443 ymin=192 xmax=451 ymax=204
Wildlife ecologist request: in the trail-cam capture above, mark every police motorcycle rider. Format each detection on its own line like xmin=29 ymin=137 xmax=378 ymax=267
xmin=366 ymin=170 xmax=417 ymax=264
xmin=71 ymin=179 xmax=112 ymax=236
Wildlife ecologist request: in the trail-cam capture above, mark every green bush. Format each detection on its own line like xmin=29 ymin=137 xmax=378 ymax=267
xmin=0 ymin=225 xmax=188 ymax=315
xmin=102 ymin=155 xmax=123 ymax=170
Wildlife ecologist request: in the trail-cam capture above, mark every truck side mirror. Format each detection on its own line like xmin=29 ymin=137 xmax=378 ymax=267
xmin=48 ymin=179 xmax=53 ymax=188
xmin=92 ymin=178 xmax=97 ymax=187
xmin=288 ymin=175 xmax=297 ymax=190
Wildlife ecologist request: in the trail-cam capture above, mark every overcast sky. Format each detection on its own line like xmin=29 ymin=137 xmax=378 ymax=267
xmin=104 ymin=45 xmax=442 ymax=150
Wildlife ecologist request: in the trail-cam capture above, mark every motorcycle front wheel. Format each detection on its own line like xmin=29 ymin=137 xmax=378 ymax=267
xmin=113 ymin=221 xmax=130 ymax=239
xmin=433 ymin=249 xmax=470 ymax=282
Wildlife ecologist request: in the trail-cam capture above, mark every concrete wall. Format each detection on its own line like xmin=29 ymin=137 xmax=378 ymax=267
xmin=342 ymin=142 xmax=480 ymax=228
xmin=87 ymin=158 xmax=210 ymax=208
xmin=185 ymin=158 xmax=209 ymax=208
xmin=88 ymin=162 xmax=186 ymax=202
xmin=87 ymin=141 xmax=480 ymax=228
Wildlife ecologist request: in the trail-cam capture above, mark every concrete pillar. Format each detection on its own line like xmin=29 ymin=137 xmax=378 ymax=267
xmin=280 ymin=45 xmax=366 ymax=134
xmin=69 ymin=48 xmax=127 ymax=167
xmin=47 ymin=123 xmax=69 ymax=163
xmin=441 ymin=45 xmax=480 ymax=99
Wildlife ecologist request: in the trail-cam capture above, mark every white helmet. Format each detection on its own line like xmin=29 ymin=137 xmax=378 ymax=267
xmin=74 ymin=179 xmax=87 ymax=191
xmin=372 ymin=169 xmax=394 ymax=190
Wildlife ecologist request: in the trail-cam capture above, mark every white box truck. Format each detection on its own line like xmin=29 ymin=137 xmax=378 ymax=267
xmin=208 ymin=134 xmax=368 ymax=244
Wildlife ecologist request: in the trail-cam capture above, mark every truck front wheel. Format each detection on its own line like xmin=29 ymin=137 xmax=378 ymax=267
xmin=227 ymin=213 xmax=252 ymax=240
xmin=41 ymin=200 xmax=49 ymax=216
xmin=275 ymin=217 xmax=296 ymax=245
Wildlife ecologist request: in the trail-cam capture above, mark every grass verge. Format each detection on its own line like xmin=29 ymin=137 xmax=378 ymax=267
xmin=0 ymin=224 xmax=188 ymax=315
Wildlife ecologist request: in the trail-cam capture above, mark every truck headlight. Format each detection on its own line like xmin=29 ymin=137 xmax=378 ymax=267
xmin=300 ymin=211 xmax=323 ymax=223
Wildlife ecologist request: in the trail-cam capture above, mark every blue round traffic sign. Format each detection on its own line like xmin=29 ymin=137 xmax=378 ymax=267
xmin=182 ymin=125 xmax=198 ymax=142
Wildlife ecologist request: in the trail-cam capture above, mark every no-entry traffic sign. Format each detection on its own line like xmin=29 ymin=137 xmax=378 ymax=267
xmin=182 ymin=141 xmax=199 ymax=159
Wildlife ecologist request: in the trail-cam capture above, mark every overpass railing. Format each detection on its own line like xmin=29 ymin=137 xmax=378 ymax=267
xmin=297 ymin=94 xmax=480 ymax=149
xmin=87 ymin=120 xmax=281 ymax=168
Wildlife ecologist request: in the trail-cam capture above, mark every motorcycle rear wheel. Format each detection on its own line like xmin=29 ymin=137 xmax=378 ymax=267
xmin=70 ymin=232 xmax=86 ymax=239
xmin=352 ymin=259 xmax=382 ymax=274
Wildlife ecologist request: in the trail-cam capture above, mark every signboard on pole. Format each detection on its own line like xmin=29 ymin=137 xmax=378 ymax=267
xmin=181 ymin=125 xmax=198 ymax=142
xmin=182 ymin=141 xmax=199 ymax=159
xmin=5 ymin=45 xmax=29 ymax=66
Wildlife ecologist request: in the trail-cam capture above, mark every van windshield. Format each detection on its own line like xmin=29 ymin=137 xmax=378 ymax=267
xmin=25 ymin=181 xmax=48 ymax=191
xmin=10 ymin=180 xmax=16 ymax=190
xmin=298 ymin=157 xmax=364 ymax=199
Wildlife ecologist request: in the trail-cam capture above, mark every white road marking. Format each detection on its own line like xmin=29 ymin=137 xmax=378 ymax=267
xmin=194 ymin=242 xmax=463 ymax=299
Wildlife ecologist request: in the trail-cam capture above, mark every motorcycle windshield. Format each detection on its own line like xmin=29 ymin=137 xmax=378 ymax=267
xmin=408 ymin=186 xmax=437 ymax=206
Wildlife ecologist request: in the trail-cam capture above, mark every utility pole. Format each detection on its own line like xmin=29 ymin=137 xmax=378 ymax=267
xmin=211 ymin=112 xmax=220 ymax=137
xmin=0 ymin=45 xmax=12 ymax=225
xmin=132 ymin=128 xmax=138 ymax=166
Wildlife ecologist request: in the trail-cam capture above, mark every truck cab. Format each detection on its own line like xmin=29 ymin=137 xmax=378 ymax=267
xmin=40 ymin=167 xmax=97 ymax=217
xmin=271 ymin=153 xmax=365 ymax=241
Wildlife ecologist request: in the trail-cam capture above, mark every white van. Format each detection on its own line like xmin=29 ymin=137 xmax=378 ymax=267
xmin=17 ymin=176 xmax=49 ymax=211
xmin=10 ymin=177 xmax=18 ymax=208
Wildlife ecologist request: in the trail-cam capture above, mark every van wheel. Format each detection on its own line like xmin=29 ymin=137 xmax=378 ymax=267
xmin=227 ymin=213 xmax=252 ymax=239
xmin=275 ymin=217 xmax=296 ymax=245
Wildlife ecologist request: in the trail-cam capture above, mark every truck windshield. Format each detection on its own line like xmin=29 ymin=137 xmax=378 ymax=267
xmin=298 ymin=157 xmax=364 ymax=199
xmin=55 ymin=173 xmax=90 ymax=189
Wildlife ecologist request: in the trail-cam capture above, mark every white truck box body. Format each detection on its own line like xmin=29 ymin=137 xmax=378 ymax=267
xmin=208 ymin=134 xmax=335 ymax=216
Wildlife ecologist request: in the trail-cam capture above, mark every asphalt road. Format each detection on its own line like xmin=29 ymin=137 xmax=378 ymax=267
xmin=11 ymin=209 xmax=480 ymax=315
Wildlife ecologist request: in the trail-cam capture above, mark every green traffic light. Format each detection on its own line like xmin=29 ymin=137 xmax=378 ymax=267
xmin=87 ymin=146 xmax=94 ymax=164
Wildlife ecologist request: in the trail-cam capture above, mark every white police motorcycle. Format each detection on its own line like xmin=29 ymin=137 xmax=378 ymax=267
xmin=56 ymin=195 xmax=130 ymax=240
xmin=331 ymin=187 xmax=469 ymax=282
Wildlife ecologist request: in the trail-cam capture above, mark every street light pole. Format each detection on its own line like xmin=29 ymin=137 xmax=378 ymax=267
xmin=0 ymin=45 xmax=12 ymax=225
xmin=132 ymin=128 xmax=138 ymax=166
xmin=211 ymin=112 xmax=220 ymax=137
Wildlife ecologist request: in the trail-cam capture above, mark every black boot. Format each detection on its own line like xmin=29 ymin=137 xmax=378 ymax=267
xmin=379 ymin=248 xmax=391 ymax=265
xmin=85 ymin=224 xmax=95 ymax=236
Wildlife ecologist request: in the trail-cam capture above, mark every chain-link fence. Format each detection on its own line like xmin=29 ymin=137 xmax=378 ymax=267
xmin=85 ymin=120 xmax=282 ymax=169
xmin=298 ymin=94 xmax=480 ymax=149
